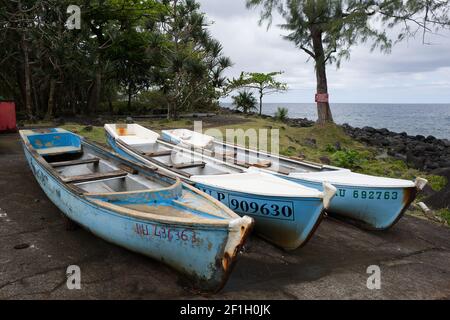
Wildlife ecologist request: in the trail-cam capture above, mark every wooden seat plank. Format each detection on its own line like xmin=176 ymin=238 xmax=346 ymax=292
xmin=172 ymin=161 xmax=206 ymax=169
xmin=61 ymin=170 xmax=127 ymax=183
xmin=264 ymin=166 xmax=291 ymax=175
xmin=214 ymin=150 xmax=237 ymax=159
xmin=51 ymin=158 xmax=100 ymax=168
xmin=251 ymin=160 xmax=272 ymax=168
xmin=229 ymin=159 xmax=250 ymax=168
xmin=145 ymin=150 xmax=172 ymax=157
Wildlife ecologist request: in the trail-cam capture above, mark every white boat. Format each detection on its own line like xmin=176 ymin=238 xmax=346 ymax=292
xmin=161 ymin=128 xmax=428 ymax=230
xmin=105 ymin=124 xmax=337 ymax=250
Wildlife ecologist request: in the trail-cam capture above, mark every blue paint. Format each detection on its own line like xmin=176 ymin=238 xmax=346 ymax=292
xmin=107 ymin=131 xmax=325 ymax=250
xmin=27 ymin=132 xmax=81 ymax=151
xmin=160 ymin=130 xmax=418 ymax=231
xmin=161 ymin=131 xmax=181 ymax=145
xmin=194 ymin=182 xmax=324 ymax=250
xmin=20 ymin=129 xmax=251 ymax=292
xmin=281 ymin=175 xmax=413 ymax=229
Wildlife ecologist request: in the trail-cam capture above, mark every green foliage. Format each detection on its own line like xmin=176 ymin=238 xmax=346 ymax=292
xmin=0 ymin=0 xmax=229 ymax=119
xmin=232 ymin=91 xmax=258 ymax=114
xmin=158 ymin=0 xmax=232 ymax=118
xmin=61 ymin=124 xmax=106 ymax=145
xmin=427 ymin=175 xmax=448 ymax=192
xmin=228 ymin=71 xmax=288 ymax=115
xmin=331 ymin=149 xmax=366 ymax=169
xmin=245 ymin=0 xmax=450 ymax=123
xmin=247 ymin=0 xmax=450 ymax=68
xmin=274 ymin=107 xmax=289 ymax=121
xmin=324 ymin=144 xmax=337 ymax=153
xmin=436 ymin=208 xmax=450 ymax=225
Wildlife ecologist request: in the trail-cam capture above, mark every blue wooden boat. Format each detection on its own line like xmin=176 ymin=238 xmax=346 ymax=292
xmin=161 ymin=128 xmax=428 ymax=231
xmin=19 ymin=128 xmax=254 ymax=292
xmin=105 ymin=124 xmax=337 ymax=251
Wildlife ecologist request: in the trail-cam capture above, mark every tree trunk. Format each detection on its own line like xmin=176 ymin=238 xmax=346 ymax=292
xmin=259 ymin=89 xmax=263 ymax=116
xmin=45 ymin=78 xmax=56 ymax=120
xmin=21 ymin=34 xmax=33 ymax=120
xmin=87 ymin=72 xmax=101 ymax=114
xmin=311 ymin=28 xmax=334 ymax=125
xmin=71 ymin=87 xmax=77 ymax=115
xmin=31 ymin=74 xmax=41 ymax=117
xmin=108 ymin=97 xmax=114 ymax=115
xmin=127 ymin=84 xmax=132 ymax=111
xmin=167 ymin=101 xmax=171 ymax=120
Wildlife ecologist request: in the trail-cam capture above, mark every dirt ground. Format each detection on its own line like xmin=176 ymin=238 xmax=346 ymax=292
xmin=1 ymin=132 xmax=449 ymax=299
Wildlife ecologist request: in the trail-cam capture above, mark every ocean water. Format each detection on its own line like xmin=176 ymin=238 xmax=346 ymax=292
xmin=222 ymin=103 xmax=450 ymax=140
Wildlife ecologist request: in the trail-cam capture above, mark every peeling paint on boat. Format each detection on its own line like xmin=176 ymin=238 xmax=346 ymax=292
xmin=20 ymin=129 xmax=254 ymax=292
xmin=105 ymin=126 xmax=335 ymax=250
xmin=161 ymin=128 xmax=428 ymax=231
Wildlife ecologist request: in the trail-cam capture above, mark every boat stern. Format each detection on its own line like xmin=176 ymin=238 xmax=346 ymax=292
xmin=322 ymin=182 xmax=337 ymax=210
xmin=414 ymin=177 xmax=428 ymax=191
xmin=217 ymin=216 xmax=254 ymax=289
xmin=222 ymin=216 xmax=254 ymax=270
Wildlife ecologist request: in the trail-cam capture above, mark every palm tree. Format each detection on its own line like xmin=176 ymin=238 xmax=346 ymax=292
xmin=232 ymin=91 xmax=258 ymax=114
xmin=274 ymin=107 xmax=289 ymax=121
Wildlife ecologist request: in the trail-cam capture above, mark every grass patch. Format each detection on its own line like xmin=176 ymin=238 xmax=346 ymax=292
xmin=436 ymin=208 xmax=450 ymax=225
xmin=137 ymin=119 xmax=194 ymax=130
xmin=61 ymin=124 xmax=106 ymax=145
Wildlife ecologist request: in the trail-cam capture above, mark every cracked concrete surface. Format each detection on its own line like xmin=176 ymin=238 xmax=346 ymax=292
xmin=1 ymin=133 xmax=449 ymax=299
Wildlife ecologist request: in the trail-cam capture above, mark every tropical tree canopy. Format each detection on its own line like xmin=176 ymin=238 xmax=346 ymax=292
xmin=0 ymin=0 xmax=231 ymax=120
xmin=229 ymin=71 xmax=288 ymax=115
xmin=232 ymin=91 xmax=258 ymax=114
xmin=246 ymin=0 xmax=450 ymax=124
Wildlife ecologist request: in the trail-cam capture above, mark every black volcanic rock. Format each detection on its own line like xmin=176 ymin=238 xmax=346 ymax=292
xmin=341 ymin=122 xmax=449 ymax=173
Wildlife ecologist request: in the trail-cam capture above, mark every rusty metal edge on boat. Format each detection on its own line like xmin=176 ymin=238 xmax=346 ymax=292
xmin=182 ymin=216 xmax=254 ymax=294
xmin=22 ymin=131 xmax=256 ymax=294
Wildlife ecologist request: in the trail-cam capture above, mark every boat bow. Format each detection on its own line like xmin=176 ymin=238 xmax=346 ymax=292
xmin=414 ymin=177 xmax=428 ymax=190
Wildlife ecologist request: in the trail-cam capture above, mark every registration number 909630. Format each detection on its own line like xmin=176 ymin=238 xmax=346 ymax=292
xmin=196 ymin=186 xmax=295 ymax=221
xmin=229 ymin=197 xmax=294 ymax=219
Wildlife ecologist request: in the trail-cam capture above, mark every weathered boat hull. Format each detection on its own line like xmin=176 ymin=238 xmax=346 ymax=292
xmin=161 ymin=129 xmax=427 ymax=231
xmin=281 ymin=176 xmax=417 ymax=230
xmin=193 ymin=182 xmax=325 ymax=250
xmin=106 ymin=131 xmax=327 ymax=250
xmin=21 ymin=134 xmax=252 ymax=292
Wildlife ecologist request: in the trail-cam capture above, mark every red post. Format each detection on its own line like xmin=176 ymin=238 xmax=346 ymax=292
xmin=0 ymin=101 xmax=17 ymax=133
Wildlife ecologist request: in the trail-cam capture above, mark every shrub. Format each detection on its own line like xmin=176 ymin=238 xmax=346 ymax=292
xmin=324 ymin=144 xmax=337 ymax=153
xmin=331 ymin=149 xmax=365 ymax=169
xmin=232 ymin=91 xmax=258 ymax=114
xmin=274 ymin=107 xmax=289 ymax=121
xmin=427 ymin=175 xmax=447 ymax=191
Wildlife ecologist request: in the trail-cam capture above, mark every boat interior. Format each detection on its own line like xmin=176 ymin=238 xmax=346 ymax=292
xmin=43 ymin=146 xmax=168 ymax=194
xmin=135 ymin=142 xmax=244 ymax=178
xmin=210 ymin=141 xmax=327 ymax=175
xmin=106 ymin=124 xmax=244 ymax=178
xmin=23 ymin=129 xmax=231 ymax=220
xmin=162 ymin=127 xmax=327 ymax=175
xmin=165 ymin=128 xmax=215 ymax=149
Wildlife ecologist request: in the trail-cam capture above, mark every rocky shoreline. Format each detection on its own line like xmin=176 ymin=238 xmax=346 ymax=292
xmin=223 ymin=108 xmax=450 ymax=172
xmin=340 ymin=124 xmax=450 ymax=172
xmin=281 ymin=115 xmax=450 ymax=172
xmin=285 ymin=117 xmax=450 ymax=211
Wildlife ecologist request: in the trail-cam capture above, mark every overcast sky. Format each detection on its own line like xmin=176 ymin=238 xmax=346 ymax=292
xmin=197 ymin=0 xmax=450 ymax=103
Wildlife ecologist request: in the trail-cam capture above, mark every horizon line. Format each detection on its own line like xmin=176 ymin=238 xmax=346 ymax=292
xmin=219 ymin=102 xmax=450 ymax=105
